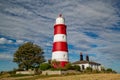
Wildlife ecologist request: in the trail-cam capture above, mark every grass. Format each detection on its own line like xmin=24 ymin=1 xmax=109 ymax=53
xmin=16 ymin=73 xmax=120 ymax=80
xmin=36 ymin=73 xmax=120 ymax=80
xmin=1 ymin=73 xmax=120 ymax=80
xmin=18 ymin=74 xmax=65 ymax=80
xmin=10 ymin=74 xmax=33 ymax=77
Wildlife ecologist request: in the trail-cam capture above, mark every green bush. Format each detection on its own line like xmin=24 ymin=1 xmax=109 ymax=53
xmin=64 ymin=63 xmax=81 ymax=71
xmin=101 ymin=67 xmax=106 ymax=73
xmin=92 ymin=70 xmax=100 ymax=73
xmin=39 ymin=63 xmax=51 ymax=70
xmin=65 ymin=63 xmax=73 ymax=70
xmin=72 ymin=65 xmax=81 ymax=71
xmin=84 ymin=67 xmax=92 ymax=73
xmin=106 ymin=68 xmax=113 ymax=73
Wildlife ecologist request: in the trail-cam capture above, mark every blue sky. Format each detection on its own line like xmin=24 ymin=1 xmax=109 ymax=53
xmin=0 ymin=0 xmax=120 ymax=73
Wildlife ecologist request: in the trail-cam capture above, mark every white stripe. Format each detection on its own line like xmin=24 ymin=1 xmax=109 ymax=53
xmin=54 ymin=34 xmax=67 ymax=42
xmin=56 ymin=17 xmax=65 ymax=24
xmin=52 ymin=51 xmax=68 ymax=61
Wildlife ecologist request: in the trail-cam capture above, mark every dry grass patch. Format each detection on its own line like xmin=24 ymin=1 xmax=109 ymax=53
xmin=36 ymin=74 xmax=120 ymax=80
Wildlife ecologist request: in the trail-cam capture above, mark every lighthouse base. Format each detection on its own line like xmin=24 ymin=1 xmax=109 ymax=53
xmin=52 ymin=61 xmax=68 ymax=68
xmin=60 ymin=61 xmax=68 ymax=67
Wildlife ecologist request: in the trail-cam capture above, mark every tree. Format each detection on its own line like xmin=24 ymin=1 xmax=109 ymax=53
xmin=13 ymin=42 xmax=45 ymax=70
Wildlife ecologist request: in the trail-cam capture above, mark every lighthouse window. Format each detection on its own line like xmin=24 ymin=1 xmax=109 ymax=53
xmin=63 ymin=54 xmax=66 ymax=58
xmin=62 ymin=35 xmax=64 ymax=39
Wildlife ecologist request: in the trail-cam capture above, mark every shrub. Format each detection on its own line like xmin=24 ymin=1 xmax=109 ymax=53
xmin=65 ymin=63 xmax=73 ymax=70
xmin=85 ymin=67 xmax=92 ymax=73
xmin=106 ymin=68 xmax=113 ymax=73
xmin=101 ymin=67 xmax=106 ymax=73
xmin=92 ymin=70 xmax=100 ymax=73
xmin=39 ymin=63 xmax=51 ymax=70
xmin=51 ymin=60 xmax=61 ymax=68
xmin=72 ymin=65 xmax=81 ymax=71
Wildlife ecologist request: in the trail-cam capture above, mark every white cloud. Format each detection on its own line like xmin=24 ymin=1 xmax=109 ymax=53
xmin=0 ymin=37 xmax=13 ymax=44
xmin=0 ymin=37 xmax=25 ymax=45
xmin=16 ymin=40 xmax=24 ymax=44
xmin=0 ymin=37 xmax=26 ymax=45
xmin=0 ymin=54 xmax=13 ymax=60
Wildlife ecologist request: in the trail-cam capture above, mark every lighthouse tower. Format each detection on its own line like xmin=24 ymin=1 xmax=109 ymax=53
xmin=52 ymin=14 xmax=68 ymax=68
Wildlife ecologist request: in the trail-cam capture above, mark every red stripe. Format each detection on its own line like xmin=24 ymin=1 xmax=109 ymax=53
xmin=52 ymin=42 xmax=68 ymax=52
xmin=54 ymin=24 xmax=67 ymax=35
xmin=60 ymin=61 xmax=68 ymax=67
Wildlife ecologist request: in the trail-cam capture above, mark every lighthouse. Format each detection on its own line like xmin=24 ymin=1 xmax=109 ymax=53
xmin=52 ymin=14 xmax=68 ymax=68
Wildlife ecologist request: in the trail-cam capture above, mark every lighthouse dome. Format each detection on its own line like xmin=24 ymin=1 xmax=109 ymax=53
xmin=56 ymin=14 xmax=65 ymax=24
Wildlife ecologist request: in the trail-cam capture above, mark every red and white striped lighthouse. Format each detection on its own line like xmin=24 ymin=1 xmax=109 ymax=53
xmin=52 ymin=14 xmax=68 ymax=68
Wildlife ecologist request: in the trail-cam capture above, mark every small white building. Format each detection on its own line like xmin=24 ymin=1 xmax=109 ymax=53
xmin=73 ymin=60 xmax=101 ymax=71
xmin=73 ymin=52 xmax=101 ymax=71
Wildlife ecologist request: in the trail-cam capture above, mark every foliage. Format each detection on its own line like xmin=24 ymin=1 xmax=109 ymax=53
xmin=86 ymin=67 xmax=92 ymax=71
xmin=64 ymin=63 xmax=72 ymax=70
xmin=51 ymin=60 xmax=60 ymax=68
xmin=106 ymin=68 xmax=113 ymax=73
xmin=72 ymin=65 xmax=81 ymax=71
xmin=92 ymin=70 xmax=100 ymax=73
xmin=39 ymin=63 xmax=51 ymax=70
xmin=84 ymin=67 xmax=93 ymax=73
xmin=101 ymin=66 xmax=106 ymax=73
xmin=64 ymin=63 xmax=81 ymax=71
xmin=101 ymin=67 xmax=116 ymax=73
xmin=50 ymin=62 xmax=81 ymax=71
xmin=13 ymin=42 xmax=45 ymax=70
